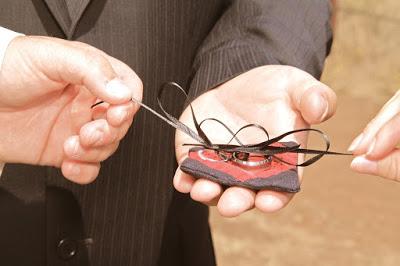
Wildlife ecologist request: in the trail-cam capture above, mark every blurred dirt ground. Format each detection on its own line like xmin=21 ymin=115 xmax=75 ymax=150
xmin=210 ymin=1 xmax=400 ymax=265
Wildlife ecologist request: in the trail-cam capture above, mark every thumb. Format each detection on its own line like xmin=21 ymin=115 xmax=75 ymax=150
xmin=22 ymin=36 xmax=134 ymax=104
xmin=289 ymin=73 xmax=337 ymax=124
xmin=351 ymin=149 xmax=400 ymax=181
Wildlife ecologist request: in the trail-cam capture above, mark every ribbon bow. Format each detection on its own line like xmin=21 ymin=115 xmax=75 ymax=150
xmin=93 ymin=82 xmax=350 ymax=168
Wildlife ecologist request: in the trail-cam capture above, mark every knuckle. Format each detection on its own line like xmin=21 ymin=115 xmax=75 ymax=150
xmin=62 ymin=46 xmax=110 ymax=82
xmin=70 ymin=40 xmax=90 ymax=49
xmin=70 ymin=41 xmax=102 ymax=55
xmin=83 ymin=51 xmax=109 ymax=75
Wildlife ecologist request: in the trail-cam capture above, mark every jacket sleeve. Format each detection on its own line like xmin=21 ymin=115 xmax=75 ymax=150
xmin=188 ymin=0 xmax=333 ymax=100
xmin=0 ymin=26 xmax=23 ymax=176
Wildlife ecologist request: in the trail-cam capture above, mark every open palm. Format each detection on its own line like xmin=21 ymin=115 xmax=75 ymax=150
xmin=174 ymin=65 xmax=336 ymax=216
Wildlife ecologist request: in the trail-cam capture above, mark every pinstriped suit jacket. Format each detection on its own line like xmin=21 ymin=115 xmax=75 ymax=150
xmin=0 ymin=0 xmax=332 ymax=265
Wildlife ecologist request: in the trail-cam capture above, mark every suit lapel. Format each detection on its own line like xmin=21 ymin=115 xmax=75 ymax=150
xmin=43 ymin=0 xmax=92 ymax=39
xmin=43 ymin=0 xmax=71 ymax=37
xmin=66 ymin=0 xmax=92 ymax=38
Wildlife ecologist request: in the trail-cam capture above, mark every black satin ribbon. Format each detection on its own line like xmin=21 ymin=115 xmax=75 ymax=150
xmin=92 ymin=82 xmax=351 ymax=167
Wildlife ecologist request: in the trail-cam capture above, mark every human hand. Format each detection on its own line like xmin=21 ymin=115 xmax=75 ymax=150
xmin=349 ymin=90 xmax=400 ymax=181
xmin=173 ymin=65 xmax=337 ymax=217
xmin=0 ymin=36 xmax=142 ymax=184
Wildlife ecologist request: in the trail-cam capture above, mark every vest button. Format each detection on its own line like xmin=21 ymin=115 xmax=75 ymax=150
xmin=57 ymin=238 xmax=77 ymax=260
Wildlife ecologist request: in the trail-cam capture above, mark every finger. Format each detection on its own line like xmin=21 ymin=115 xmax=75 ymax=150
xmin=349 ymin=91 xmax=400 ymax=154
xmin=64 ymin=136 xmax=119 ymax=163
xmin=33 ymin=37 xmax=139 ymax=104
xmin=55 ymin=50 xmax=133 ymax=103
xmin=104 ymin=54 xmax=143 ymax=103
xmin=217 ymin=187 xmax=255 ymax=217
xmin=190 ymin=179 xmax=223 ymax=204
xmin=173 ymin=168 xmax=195 ymax=193
xmin=79 ymin=118 xmax=132 ymax=147
xmin=106 ymin=101 xmax=137 ymax=127
xmin=288 ymin=71 xmax=337 ymax=124
xmin=92 ymin=101 xmax=109 ymax=120
xmin=365 ymin=113 xmax=400 ymax=160
xmin=351 ymin=150 xmax=400 ymax=181
xmin=61 ymin=160 xmax=100 ymax=184
xmin=70 ymin=41 xmax=143 ymax=104
xmin=255 ymin=190 xmax=294 ymax=213
xmin=203 ymin=198 xmax=219 ymax=206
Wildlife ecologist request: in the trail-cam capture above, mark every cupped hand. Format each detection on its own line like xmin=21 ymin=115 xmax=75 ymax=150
xmin=173 ymin=65 xmax=337 ymax=217
xmin=0 ymin=36 xmax=142 ymax=184
xmin=349 ymin=90 xmax=400 ymax=181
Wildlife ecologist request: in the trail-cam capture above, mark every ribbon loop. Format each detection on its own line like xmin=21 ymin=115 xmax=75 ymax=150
xmin=92 ymin=82 xmax=351 ymax=167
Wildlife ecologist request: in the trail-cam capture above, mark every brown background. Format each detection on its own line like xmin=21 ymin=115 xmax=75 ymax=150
xmin=210 ymin=1 xmax=400 ymax=265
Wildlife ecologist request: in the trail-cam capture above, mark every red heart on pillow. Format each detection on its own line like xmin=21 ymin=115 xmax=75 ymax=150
xmin=180 ymin=142 xmax=300 ymax=193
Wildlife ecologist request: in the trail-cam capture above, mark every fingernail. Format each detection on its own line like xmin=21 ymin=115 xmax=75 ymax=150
xmin=350 ymin=156 xmax=378 ymax=174
xmin=308 ymin=92 xmax=329 ymax=122
xmin=348 ymin=133 xmax=364 ymax=152
xmin=262 ymin=195 xmax=284 ymax=211
xmin=105 ymin=79 xmax=131 ymax=100
xmin=366 ymin=138 xmax=376 ymax=155
xmin=317 ymin=95 xmax=329 ymax=121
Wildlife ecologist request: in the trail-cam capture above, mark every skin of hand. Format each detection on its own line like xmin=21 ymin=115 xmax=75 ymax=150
xmin=349 ymin=90 xmax=400 ymax=181
xmin=173 ymin=65 xmax=337 ymax=217
xmin=0 ymin=36 xmax=142 ymax=184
